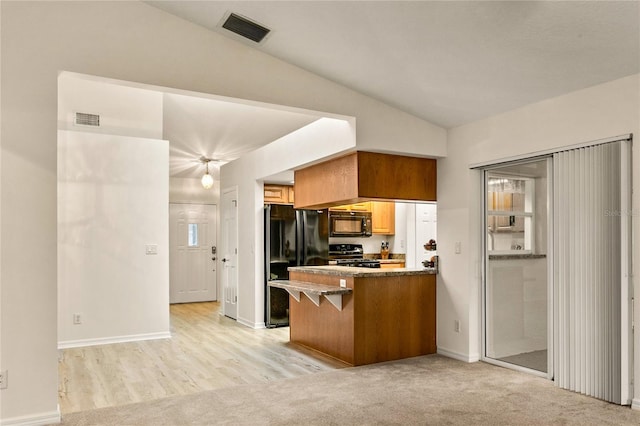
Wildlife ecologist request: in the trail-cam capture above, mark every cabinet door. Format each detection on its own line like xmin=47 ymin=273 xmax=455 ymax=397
xmin=329 ymin=203 xmax=371 ymax=212
xmin=380 ymin=262 xmax=405 ymax=269
xmin=288 ymin=187 xmax=295 ymax=204
xmin=371 ymin=201 xmax=395 ymax=235
xmin=264 ymin=185 xmax=290 ymax=204
xmin=349 ymin=202 xmax=372 ymax=212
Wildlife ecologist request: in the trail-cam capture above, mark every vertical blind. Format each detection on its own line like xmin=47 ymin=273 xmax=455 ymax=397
xmin=553 ymin=140 xmax=631 ymax=404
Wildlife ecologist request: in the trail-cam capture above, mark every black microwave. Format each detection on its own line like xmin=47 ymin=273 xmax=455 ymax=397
xmin=329 ymin=211 xmax=372 ymax=238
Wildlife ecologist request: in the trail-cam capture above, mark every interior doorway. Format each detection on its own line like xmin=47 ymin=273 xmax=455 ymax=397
xmin=169 ymin=203 xmax=218 ymax=304
xmin=221 ymin=187 xmax=239 ymax=319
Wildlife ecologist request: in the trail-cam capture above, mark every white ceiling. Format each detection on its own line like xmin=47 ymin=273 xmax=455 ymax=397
xmin=163 ymin=93 xmax=321 ymax=178
xmin=148 ymin=0 xmax=640 ymax=129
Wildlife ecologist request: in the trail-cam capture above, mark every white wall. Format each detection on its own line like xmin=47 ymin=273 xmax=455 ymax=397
xmin=58 ymin=73 xmax=164 ymax=139
xmin=437 ymin=73 xmax=640 ymax=389
xmin=58 ymin=131 xmax=170 ymax=347
xmin=169 ymin=177 xmax=219 ymax=205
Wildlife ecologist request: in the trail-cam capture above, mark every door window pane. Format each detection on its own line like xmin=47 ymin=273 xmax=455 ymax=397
xmin=188 ymin=223 xmax=198 ymax=247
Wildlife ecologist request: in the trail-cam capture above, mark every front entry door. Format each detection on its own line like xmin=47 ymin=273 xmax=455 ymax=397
xmin=221 ymin=188 xmax=238 ymax=319
xmin=169 ymin=203 xmax=217 ymax=304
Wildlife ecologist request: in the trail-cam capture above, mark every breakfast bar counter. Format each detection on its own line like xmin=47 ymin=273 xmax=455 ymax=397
xmin=273 ymin=266 xmax=436 ymax=366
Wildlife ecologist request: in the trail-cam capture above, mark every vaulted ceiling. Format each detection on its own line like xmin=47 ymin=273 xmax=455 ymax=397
xmin=148 ymin=1 xmax=640 ymax=129
xmin=133 ymin=1 xmax=640 ymax=179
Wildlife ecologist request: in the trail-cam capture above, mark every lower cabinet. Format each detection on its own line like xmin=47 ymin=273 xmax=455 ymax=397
xmin=380 ymin=262 xmax=405 ymax=269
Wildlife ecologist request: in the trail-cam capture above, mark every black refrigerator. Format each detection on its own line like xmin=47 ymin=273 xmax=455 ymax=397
xmin=264 ymin=204 xmax=329 ymax=327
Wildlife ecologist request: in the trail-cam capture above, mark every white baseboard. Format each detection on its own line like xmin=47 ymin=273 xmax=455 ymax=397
xmin=1 ymin=407 xmax=60 ymax=426
xmin=631 ymin=398 xmax=640 ymax=410
xmin=58 ymin=331 xmax=171 ymax=349
xmin=237 ymin=316 xmax=266 ymax=329
xmin=437 ymin=346 xmax=480 ymax=363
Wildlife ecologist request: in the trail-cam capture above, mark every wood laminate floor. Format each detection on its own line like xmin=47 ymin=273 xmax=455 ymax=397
xmin=58 ymin=302 xmax=346 ymax=414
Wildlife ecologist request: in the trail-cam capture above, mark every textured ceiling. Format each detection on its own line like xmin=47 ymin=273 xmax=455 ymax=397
xmin=148 ymin=1 xmax=640 ymax=128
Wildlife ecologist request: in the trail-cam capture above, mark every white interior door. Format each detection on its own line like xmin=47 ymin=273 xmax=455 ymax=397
xmin=169 ymin=203 xmax=217 ymax=304
xmin=221 ymin=188 xmax=238 ymax=319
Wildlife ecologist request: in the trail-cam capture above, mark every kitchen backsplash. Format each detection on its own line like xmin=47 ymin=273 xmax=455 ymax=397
xmin=328 ymin=235 xmax=401 ymax=254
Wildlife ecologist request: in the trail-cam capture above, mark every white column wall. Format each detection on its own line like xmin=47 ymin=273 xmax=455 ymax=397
xmin=437 ymin=75 xmax=640 ymax=384
xmin=57 ymin=131 xmax=170 ymax=347
xmin=1 ymin=2 xmax=446 ymax=420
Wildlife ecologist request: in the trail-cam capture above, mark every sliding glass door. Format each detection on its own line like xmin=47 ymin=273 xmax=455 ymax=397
xmin=484 ymin=158 xmax=551 ymax=376
xmin=481 ymin=137 xmax=632 ymax=404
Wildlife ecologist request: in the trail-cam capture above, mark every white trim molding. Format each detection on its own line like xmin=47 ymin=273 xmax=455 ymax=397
xmin=631 ymin=398 xmax=640 ymax=411
xmin=57 ymin=331 xmax=171 ymax=350
xmin=237 ymin=316 xmax=266 ymax=329
xmin=437 ymin=346 xmax=480 ymax=363
xmin=1 ymin=408 xmax=60 ymax=426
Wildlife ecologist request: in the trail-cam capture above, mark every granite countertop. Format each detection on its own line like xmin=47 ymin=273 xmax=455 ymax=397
xmin=288 ymin=265 xmax=437 ymax=277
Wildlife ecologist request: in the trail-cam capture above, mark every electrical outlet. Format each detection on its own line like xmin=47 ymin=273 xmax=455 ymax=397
xmin=455 ymin=241 xmax=461 ymax=254
xmin=73 ymin=313 xmax=82 ymax=325
xmin=454 ymin=320 xmax=460 ymax=333
xmin=0 ymin=370 xmax=7 ymax=389
xmin=339 ymin=279 xmax=347 ymax=288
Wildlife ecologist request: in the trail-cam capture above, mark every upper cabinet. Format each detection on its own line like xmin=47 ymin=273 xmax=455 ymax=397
xmin=329 ymin=202 xmax=371 ymax=212
xmin=294 ymin=151 xmax=437 ymax=209
xmin=371 ymin=201 xmax=395 ymax=235
xmin=264 ymin=184 xmax=294 ymax=205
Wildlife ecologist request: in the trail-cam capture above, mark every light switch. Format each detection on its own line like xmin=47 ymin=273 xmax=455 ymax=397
xmin=455 ymin=242 xmax=461 ymax=254
xmin=339 ymin=279 xmax=347 ymax=288
xmin=145 ymin=244 xmax=158 ymax=255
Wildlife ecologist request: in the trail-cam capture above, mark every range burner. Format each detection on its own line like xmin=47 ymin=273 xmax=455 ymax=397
xmin=333 ymin=259 xmax=381 ymax=268
xmin=329 ymin=243 xmax=380 ymax=268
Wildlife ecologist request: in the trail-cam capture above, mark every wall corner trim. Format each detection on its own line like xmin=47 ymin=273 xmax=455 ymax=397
xmin=0 ymin=407 xmax=61 ymax=426
xmin=236 ymin=317 xmax=266 ymax=329
xmin=437 ymin=346 xmax=480 ymax=363
xmin=57 ymin=331 xmax=171 ymax=349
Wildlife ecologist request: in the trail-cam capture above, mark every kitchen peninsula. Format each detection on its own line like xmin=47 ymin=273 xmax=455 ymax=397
xmin=269 ymin=266 xmax=436 ymax=366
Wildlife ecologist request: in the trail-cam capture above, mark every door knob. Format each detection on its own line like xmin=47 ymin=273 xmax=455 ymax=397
xmin=212 ymin=257 xmax=217 ymax=261
xmin=222 ymin=258 xmax=228 ymax=263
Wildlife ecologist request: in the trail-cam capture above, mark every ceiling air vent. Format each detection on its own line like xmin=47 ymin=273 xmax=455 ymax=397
xmin=75 ymin=112 xmax=100 ymax=127
xmin=222 ymin=13 xmax=270 ymax=43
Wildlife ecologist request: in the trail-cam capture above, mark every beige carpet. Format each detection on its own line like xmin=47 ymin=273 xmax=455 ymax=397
xmin=59 ymin=354 xmax=640 ymax=425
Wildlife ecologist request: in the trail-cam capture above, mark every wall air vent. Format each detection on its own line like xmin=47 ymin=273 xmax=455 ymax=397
xmin=75 ymin=112 xmax=100 ymax=127
xmin=222 ymin=13 xmax=270 ymax=43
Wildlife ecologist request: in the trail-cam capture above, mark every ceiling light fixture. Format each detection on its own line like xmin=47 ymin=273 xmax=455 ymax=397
xmin=200 ymin=157 xmax=214 ymax=189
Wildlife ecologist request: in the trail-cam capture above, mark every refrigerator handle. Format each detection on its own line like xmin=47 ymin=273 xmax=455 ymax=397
xmin=297 ymin=209 xmax=305 ymax=266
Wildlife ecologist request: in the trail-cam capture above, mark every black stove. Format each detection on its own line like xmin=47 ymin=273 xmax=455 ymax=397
xmin=333 ymin=258 xmax=381 ymax=268
xmin=329 ymin=244 xmax=380 ymax=268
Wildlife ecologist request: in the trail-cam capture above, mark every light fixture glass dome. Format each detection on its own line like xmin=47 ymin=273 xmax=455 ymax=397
xmin=201 ymin=171 xmax=214 ymax=189
xmin=201 ymin=159 xmax=214 ymax=189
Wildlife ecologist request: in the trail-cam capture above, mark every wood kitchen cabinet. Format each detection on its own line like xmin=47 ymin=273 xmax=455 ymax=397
xmin=371 ymin=201 xmax=395 ymax=235
xmin=329 ymin=202 xmax=372 ymax=212
xmin=380 ymin=262 xmax=405 ymax=269
xmin=264 ymin=184 xmax=294 ymax=205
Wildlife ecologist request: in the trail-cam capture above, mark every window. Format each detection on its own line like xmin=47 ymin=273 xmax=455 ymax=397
xmin=486 ymin=176 xmax=534 ymax=254
xmin=188 ymin=223 xmax=199 ymax=247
